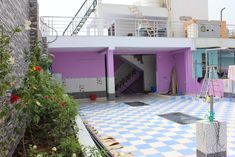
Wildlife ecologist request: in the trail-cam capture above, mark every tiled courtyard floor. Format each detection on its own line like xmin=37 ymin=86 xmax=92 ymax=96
xmin=79 ymin=95 xmax=235 ymax=157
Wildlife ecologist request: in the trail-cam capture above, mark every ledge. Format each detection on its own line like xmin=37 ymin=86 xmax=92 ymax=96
xmin=75 ymin=115 xmax=98 ymax=155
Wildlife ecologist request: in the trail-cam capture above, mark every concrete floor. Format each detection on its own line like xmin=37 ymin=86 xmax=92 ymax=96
xmin=79 ymin=95 xmax=235 ymax=157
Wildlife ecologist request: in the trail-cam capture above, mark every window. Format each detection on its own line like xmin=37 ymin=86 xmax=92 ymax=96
xmin=193 ymin=49 xmax=235 ymax=79
xmin=218 ymin=50 xmax=235 ymax=78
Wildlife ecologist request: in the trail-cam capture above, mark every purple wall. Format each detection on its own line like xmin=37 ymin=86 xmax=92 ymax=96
xmin=174 ymin=50 xmax=187 ymax=93
xmin=184 ymin=48 xmax=193 ymax=93
xmin=107 ymin=50 xmax=114 ymax=77
xmin=51 ymin=48 xmax=222 ymax=96
xmin=52 ymin=52 xmax=105 ymax=78
xmin=157 ymin=52 xmax=174 ymax=93
xmin=157 ymin=49 xmax=189 ymax=94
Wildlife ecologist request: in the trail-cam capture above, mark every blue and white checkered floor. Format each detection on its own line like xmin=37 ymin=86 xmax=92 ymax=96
xmin=79 ymin=95 xmax=235 ymax=157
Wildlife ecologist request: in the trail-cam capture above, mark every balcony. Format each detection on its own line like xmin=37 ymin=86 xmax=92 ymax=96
xmin=40 ymin=16 xmax=235 ymax=39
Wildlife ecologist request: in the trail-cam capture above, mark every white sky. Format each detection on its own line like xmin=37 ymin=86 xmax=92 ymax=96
xmin=38 ymin=0 xmax=235 ymax=24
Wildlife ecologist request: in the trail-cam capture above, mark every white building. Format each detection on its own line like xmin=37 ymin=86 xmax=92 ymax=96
xmin=41 ymin=0 xmax=235 ymax=101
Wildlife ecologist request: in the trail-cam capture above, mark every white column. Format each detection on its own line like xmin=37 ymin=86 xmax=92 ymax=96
xmin=196 ymin=121 xmax=227 ymax=157
xmin=106 ymin=49 xmax=115 ymax=100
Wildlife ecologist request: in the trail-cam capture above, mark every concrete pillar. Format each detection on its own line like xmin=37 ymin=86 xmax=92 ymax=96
xmin=196 ymin=121 xmax=227 ymax=157
xmin=106 ymin=49 xmax=115 ymax=100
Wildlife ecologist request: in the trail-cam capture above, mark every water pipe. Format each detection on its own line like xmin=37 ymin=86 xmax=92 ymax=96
xmin=209 ymin=95 xmax=215 ymax=122
xmin=220 ymin=7 xmax=226 ymax=22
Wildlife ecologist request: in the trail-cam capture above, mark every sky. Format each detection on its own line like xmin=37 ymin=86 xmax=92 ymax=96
xmin=38 ymin=0 xmax=235 ymax=24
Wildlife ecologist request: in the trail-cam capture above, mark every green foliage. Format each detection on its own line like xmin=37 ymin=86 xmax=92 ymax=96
xmin=1 ymin=22 xmax=102 ymax=157
xmin=0 ymin=25 xmax=14 ymax=96
xmin=59 ymin=136 xmax=83 ymax=156
xmin=82 ymin=147 xmax=107 ymax=157
xmin=28 ymin=145 xmax=51 ymax=157
xmin=15 ymin=43 xmax=79 ymax=147
xmin=0 ymin=23 xmax=30 ymax=96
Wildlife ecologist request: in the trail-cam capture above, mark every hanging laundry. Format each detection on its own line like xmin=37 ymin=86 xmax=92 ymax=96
xmin=228 ymin=65 xmax=235 ymax=81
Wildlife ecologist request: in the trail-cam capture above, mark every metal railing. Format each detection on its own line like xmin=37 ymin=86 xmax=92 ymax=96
xmin=40 ymin=16 xmax=235 ymax=39
xmin=63 ymin=0 xmax=97 ymax=36
xmin=40 ymin=16 xmax=169 ymax=37
xmin=227 ymin=25 xmax=235 ymax=39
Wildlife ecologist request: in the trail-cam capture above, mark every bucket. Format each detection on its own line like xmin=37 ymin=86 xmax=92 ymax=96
xmin=90 ymin=93 xmax=97 ymax=101
xmin=177 ymin=91 xmax=183 ymax=95
xmin=151 ymin=86 xmax=157 ymax=93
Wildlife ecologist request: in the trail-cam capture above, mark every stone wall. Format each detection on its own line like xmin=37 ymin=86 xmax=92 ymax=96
xmin=0 ymin=0 xmax=30 ymax=85
xmin=0 ymin=0 xmax=39 ymax=156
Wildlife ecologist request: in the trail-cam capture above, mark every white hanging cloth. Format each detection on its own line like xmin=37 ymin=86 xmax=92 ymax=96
xmin=228 ymin=65 xmax=235 ymax=81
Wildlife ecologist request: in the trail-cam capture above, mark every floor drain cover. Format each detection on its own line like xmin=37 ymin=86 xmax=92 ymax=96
xmin=125 ymin=101 xmax=149 ymax=107
xmin=158 ymin=112 xmax=202 ymax=124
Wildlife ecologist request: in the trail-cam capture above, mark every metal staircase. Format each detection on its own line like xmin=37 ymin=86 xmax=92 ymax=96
xmin=128 ymin=5 xmax=156 ymax=37
xmin=199 ymin=66 xmax=223 ymax=98
xmin=63 ymin=0 xmax=97 ymax=36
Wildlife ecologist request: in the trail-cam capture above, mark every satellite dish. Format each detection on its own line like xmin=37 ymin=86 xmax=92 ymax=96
xmin=179 ymin=16 xmax=192 ymax=21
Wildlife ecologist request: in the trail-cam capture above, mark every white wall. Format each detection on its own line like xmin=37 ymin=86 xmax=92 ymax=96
xmin=116 ymin=20 xmax=136 ymax=36
xmin=48 ymin=36 xmax=194 ymax=49
xmin=64 ymin=77 xmax=106 ymax=93
xmin=96 ymin=3 xmax=168 ymax=19
xmin=122 ymin=55 xmax=156 ymax=91
xmin=95 ymin=3 xmax=168 ymax=37
xmin=193 ymin=38 xmax=235 ymax=49
xmin=170 ymin=0 xmax=208 ymax=37
xmin=171 ymin=0 xmax=208 ymax=21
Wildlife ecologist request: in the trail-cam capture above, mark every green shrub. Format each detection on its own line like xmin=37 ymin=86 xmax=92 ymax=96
xmin=59 ymin=136 xmax=83 ymax=156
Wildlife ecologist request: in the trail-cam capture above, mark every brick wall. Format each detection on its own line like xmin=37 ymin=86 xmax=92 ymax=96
xmin=0 ymin=0 xmax=40 ymax=156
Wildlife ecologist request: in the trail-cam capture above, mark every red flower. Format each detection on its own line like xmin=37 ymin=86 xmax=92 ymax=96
xmin=10 ymin=94 xmax=20 ymax=104
xmin=60 ymin=101 xmax=67 ymax=107
xmin=44 ymin=95 xmax=49 ymax=100
xmin=33 ymin=66 xmax=41 ymax=72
